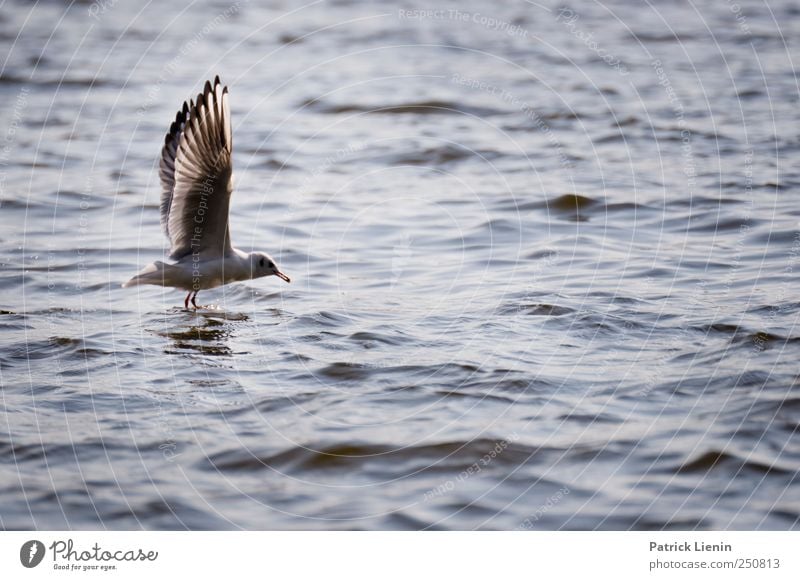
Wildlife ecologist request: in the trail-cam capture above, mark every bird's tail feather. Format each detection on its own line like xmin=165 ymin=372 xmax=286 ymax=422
xmin=122 ymin=261 xmax=171 ymax=288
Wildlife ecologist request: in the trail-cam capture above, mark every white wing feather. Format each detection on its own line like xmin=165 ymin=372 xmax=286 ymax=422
xmin=159 ymin=76 xmax=233 ymax=260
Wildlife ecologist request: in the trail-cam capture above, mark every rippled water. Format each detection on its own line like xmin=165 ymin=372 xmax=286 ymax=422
xmin=1 ymin=0 xmax=799 ymax=530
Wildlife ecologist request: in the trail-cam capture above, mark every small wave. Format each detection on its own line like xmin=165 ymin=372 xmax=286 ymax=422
xmin=348 ymin=330 xmax=408 ymax=347
xmin=1 ymin=438 xmax=127 ymax=464
xmin=675 ymin=450 xmax=795 ymax=477
xmin=592 ymin=133 xmax=626 ymax=144
xmin=435 ymin=376 xmax=555 ymax=403
xmin=737 ymin=88 xmax=763 ymax=99
xmin=2 ymin=336 xmax=99 ymax=362
xmin=204 ymin=438 xmax=536 ymax=475
xmin=0 ymin=73 xmax=117 ymax=87
xmin=494 ymin=193 xmax=628 ymax=221
xmin=693 ymin=324 xmax=800 ymax=351
xmin=558 ymin=412 xmax=623 ymax=424
xmin=305 ymin=99 xmax=506 ymax=117
xmin=769 ymin=509 xmax=800 ymax=525
xmin=629 ymin=32 xmax=699 ymax=43
xmin=377 ymin=144 xmax=499 ymax=166
xmin=316 ymin=361 xmax=371 ymax=380
xmin=549 ymin=193 xmax=597 ymax=211
xmin=687 ymin=217 xmax=752 ymax=233
xmin=497 ymin=303 xmax=574 ymax=317
xmin=291 ymin=310 xmax=354 ymax=329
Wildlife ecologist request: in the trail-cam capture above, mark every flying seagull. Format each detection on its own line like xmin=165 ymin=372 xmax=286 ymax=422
xmin=123 ymin=76 xmax=290 ymax=308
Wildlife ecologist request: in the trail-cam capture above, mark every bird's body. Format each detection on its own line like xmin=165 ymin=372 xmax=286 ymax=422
xmin=123 ymin=76 xmax=289 ymax=307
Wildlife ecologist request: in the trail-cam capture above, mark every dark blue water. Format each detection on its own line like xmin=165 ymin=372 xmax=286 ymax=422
xmin=1 ymin=0 xmax=798 ymax=529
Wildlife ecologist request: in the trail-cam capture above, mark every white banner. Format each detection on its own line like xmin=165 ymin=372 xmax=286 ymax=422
xmin=0 ymin=532 xmax=797 ymax=579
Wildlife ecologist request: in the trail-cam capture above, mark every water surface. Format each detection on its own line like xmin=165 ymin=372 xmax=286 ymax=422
xmin=1 ymin=0 xmax=798 ymax=529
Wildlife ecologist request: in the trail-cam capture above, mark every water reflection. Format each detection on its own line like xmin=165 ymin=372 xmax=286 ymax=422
xmin=160 ymin=309 xmax=249 ymax=357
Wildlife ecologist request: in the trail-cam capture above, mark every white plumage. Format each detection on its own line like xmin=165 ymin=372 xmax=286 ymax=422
xmin=124 ymin=76 xmax=290 ymax=309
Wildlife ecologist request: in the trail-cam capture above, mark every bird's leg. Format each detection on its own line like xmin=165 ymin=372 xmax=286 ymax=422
xmin=191 ymin=291 xmax=199 ymax=309
xmin=184 ymin=292 xmax=191 ymax=309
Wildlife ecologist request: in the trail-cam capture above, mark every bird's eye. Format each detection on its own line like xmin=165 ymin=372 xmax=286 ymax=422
xmin=268 ymin=261 xmax=275 ymax=269
xmin=259 ymin=258 xmax=265 ymax=267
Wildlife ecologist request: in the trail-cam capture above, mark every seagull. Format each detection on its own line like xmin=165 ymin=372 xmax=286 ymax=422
xmin=123 ymin=76 xmax=290 ymax=309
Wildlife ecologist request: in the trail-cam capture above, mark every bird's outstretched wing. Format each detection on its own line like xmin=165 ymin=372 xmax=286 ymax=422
xmin=159 ymin=76 xmax=233 ymax=260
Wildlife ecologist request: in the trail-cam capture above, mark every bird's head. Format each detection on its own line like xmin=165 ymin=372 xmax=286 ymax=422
xmin=250 ymin=252 xmax=290 ymax=283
